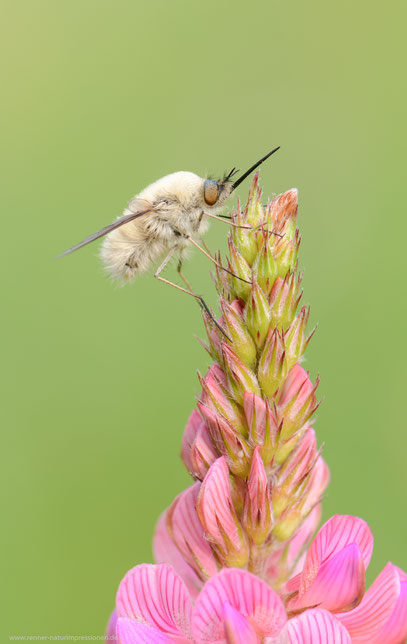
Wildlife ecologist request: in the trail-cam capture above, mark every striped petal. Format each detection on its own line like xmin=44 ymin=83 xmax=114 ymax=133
xmin=288 ymin=543 xmax=365 ymax=613
xmin=372 ymin=567 xmax=407 ymax=644
xmin=223 ymin=602 xmax=258 ymax=644
xmin=192 ymin=568 xmax=287 ymax=641
xmin=336 ymin=562 xmax=400 ymax=642
xmin=271 ymin=609 xmax=350 ymax=643
xmin=116 ymin=618 xmax=172 ymax=643
xmin=197 ymin=457 xmax=248 ymax=566
xmin=153 ymin=511 xmax=203 ymax=598
xmin=286 ymin=515 xmax=373 ymax=597
xmin=116 ymin=564 xmax=192 ymax=639
xmin=166 ymin=483 xmax=219 ymax=580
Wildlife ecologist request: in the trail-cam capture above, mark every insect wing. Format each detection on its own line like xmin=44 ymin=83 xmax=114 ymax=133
xmin=56 ymin=200 xmax=157 ymax=258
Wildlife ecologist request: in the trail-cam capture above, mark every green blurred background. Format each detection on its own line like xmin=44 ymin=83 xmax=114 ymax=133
xmin=2 ymin=0 xmax=406 ymax=639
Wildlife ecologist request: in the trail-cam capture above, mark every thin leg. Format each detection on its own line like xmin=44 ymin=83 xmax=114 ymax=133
xmin=154 ymin=249 xmax=231 ymax=341
xmin=177 ymin=256 xmax=194 ymax=291
xmin=202 ymin=211 xmax=252 ymax=230
xmin=204 ymin=211 xmax=282 ymax=237
xmin=186 ymin=236 xmax=251 ymax=284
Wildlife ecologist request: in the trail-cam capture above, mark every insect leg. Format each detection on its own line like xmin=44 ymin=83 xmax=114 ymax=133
xmin=185 ymin=236 xmax=252 ymax=284
xmin=202 ymin=211 xmax=252 ymax=230
xmin=204 ymin=212 xmax=283 ymax=238
xmin=154 ymin=249 xmax=231 ymax=341
xmin=177 ymin=256 xmax=194 ymax=291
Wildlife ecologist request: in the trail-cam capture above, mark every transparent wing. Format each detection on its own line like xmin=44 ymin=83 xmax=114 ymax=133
xmin=56 ymin=200 xmax=157 ymax=258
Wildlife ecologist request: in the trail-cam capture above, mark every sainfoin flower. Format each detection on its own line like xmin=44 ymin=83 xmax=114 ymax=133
xmin=106 ymin=176 xmax=407 ymax=643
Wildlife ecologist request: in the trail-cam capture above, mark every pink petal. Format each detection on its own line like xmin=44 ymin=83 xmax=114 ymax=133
xmin=167 ymin=483 xmax=219 ymax=580
xmin=116 ymin=618 xmax=172 ymax=643
xmin=105 ymin=609 xmax=118 ymax=642
xmin=181 ymin=410 xmax=203 ymax=474
xmin=153 ymin=511 xmax=203 ymax=599
xmin=277 ymin=364 xmax=313 ymax=409
xmin=287 ymin=515 xmax=373 ymax=596
xmin=181 ymin=410 xmax=218 ymax=480
xmin=271 ymin=609 xmax=351 ymax=643
xmin=336 ymin=562 xmax=402 ymax=643
xmin=223 ymin=602 xmax=258 ymax=644
xmin=192 ymin=568 xmax=287 ymax=641
xmin=288 ymin=543 xmax=365 ymax=613
xmin=116 ymin=564 xmax=192 ymax=639
xmin=197 ymin=458 xmax=247 ymax=563
xmin=372 ymin=568 xmax=407 ymax=644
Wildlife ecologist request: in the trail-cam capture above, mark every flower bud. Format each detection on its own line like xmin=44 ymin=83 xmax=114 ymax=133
xmin=269 ymin=272 xmax=302 ymax=331
xmin=284 ymin=306 xmax=315 ymax=370
xmin=244 ymin=277 xmax=272 ymax=349
xmin=243 ymin=448 xmax=273 ymax=544
xmin=269 ymin=189 xmax=298 ymax=240
xmin=258 ymin=329 xmax=288 ymax=399
xmin=181 ymin=410 xmax=219 ymax=480
xmin=274 ymin=229 xmax=300 ymax=278
xmin=197 ymin=457 xmax=249 ymax=567
xmin=244 ymin=393 xmax=280 ymax=467
xmin=277 ymin=364 xmax=319 ymax=440
xmin=252 ymin=230 xmax=277 ymax=296
xmin=198 ymin=403 xmax=251 ymax=478
xmin=231 ymin=202 xmax=258 ymax=266
xmin=272 ymin=428 xmax=318 ymax=517
xmin=222 ymin=343 xmax=261 ymax=405
xmin=199 ymin=365 xmax=247 ymax=434
xmin=228 ymin=238 xmax=252 ymax=300
xmin=201 ymin=310 xmax=223 ymax=363
xmin=221 ymin=299 xmax=257 ymax=369
xmin=244 ymin=172 xmax=264 ymax=227
xmin=272 ymin=499 xmax=305 ymax=542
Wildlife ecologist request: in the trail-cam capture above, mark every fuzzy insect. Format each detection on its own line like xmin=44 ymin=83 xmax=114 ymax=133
xmin=58 ymin=148 xmax=280 ymax=332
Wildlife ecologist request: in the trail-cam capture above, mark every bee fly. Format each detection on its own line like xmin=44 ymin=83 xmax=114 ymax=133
xmin=58 ymin=148 xmax=280 ymax=335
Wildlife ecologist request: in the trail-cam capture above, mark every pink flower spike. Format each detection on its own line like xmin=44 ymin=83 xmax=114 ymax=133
xmin=197 ymin=457 xmax=249 ymax=567
xmin=287 ymin=542 xmax=365 ymax=613
xmin=271 ymin=609 xmax=350 ymax=643
xmin=153 ymin=511 xmax=204 ymax=598
xmin=372 ymin=566 xmax=407 ymax=644
xmin=223 ymin=602 xmax=258 ymax=644
xmin=336 ymin=562 xmax=402 ymax=643
xmin=192 ymin=568 xmax=287 ymax=642
xmin=166 ymin=483 xmax=220 ymax=580
xmin=105 ymin=609 xmax=117 ymax=643
xmin=116 ymin=564 xmax=192 ymax=639
xmin=286 ymin=515 xmax=373 ymax=598
xmin=116 ymin=618 xmax=173 ymax=644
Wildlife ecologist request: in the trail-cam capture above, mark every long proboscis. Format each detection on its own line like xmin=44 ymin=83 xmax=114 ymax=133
xmin=55 ymin=207 xmax=156 ymax=258
xmin=232 ymin=146 xmax=280 ymax=190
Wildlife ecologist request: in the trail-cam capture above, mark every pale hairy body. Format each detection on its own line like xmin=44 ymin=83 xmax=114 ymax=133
xmin=100 ymin=171 xmax=230 ymax=282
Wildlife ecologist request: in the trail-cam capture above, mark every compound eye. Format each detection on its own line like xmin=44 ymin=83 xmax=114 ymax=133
xmin=204 ymin=179 xmax=219 ymax=206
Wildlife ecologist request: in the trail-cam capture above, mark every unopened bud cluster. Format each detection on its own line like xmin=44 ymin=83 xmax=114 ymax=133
xmin=168 ymin=174 xmax=329 ymax=589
